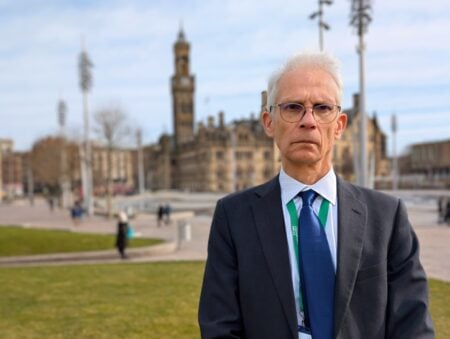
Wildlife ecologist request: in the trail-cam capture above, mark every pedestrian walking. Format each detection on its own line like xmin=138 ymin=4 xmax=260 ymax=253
xmin=48 ymin=196 xmax=55 ymax=212
xmin=157 ymin=204 xmax=164 ymax=227
xmin=164 ymin=203 xmax=172 ymax=225
xmin=438 ymin=196 xmax=447 ymax=224
xmin=445 ymin=199 xmax=450 ymax=226
xmin=116 ymin=211 xmax=129 ymax=259
xmin=71 ymin=200 xmax=84 ymax=225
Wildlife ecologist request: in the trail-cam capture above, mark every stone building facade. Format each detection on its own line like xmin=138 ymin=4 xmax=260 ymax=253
xmin=142 ymin=29 xmax=390 ymax=193
xmin=20 ymin=136 xmax=135 ymax=198
xmin=91 ymin=146 xmax=135 ymax=195
xmin=144 ymin=30 xmax=275 ymax=192
xmin=176 ymin=113 xmax=274 ymax=192
xmin=408 ymin=139 xmax=450 ymax=188
xmin=0 ymin=139 xmax=24 ymax=199
xmin=333 ymin=93 xmax=390 ymax=183
xmin=0 ymin=30 xmax=391 ymax=197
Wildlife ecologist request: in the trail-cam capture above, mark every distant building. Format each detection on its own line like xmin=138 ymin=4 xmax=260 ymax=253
xmin=334 ymin=93 xmax=390 ymax=185
xmin=66 ymin=143 xmax=135 ymax=197
xmin=91 ymin=145 xmax=135 ymax=195
xmin=21 ymin=135 xmax=135 ymax=199
xmin=142 ymin=29 xmax=389 ymax=193
xmin=408 ymin=139 xmax=450 ymax=188
xmin=0 ymin=139 xmax=24 ymax=199
xmin=1 ymin=30 xmax=392 ymax=197
xmin=144 ymin=29 xmax=275 ymax=192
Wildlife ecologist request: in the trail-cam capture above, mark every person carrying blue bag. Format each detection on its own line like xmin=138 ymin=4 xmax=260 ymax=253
xmin=116 ymin=211 xmax=130 ymax=259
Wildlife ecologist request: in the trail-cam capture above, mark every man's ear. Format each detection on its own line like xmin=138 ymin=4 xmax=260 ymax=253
xmin=262 ymin=110 xmax=274 ymax=138
xmin=334 ymin=112 xmax=347 ymax=140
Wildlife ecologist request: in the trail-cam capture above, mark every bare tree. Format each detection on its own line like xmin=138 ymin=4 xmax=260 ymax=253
xmin=30 ymin=136 xmax=79 ymax=199
xmin=93 ymin=106 xmax=129 ymax=218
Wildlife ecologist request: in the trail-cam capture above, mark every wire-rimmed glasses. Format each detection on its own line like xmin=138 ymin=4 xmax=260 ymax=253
xmin=270 ymin=102 xmax=341 ymax=124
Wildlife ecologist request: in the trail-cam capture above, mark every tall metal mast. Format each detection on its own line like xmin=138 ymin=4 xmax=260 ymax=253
xmin=350 ymin=0 xmax=372 ymax=187
xmin=78 ymin=38 xmax=94 ymax=214
xmin=309 ymin=0 xmax=333 ymax=51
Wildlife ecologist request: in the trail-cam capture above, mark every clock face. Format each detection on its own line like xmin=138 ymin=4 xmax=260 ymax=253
xmin=180 ymin=76 xmax=191 ymax=87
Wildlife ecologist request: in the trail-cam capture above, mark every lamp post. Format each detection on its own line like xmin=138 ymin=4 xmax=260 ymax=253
xmin=350 ymin=0 xmax=372 ymax=187
xmin=78 ymin=40 xmax=94 ymax=215
xmin=136 ymin=128 xmax=145 ymax=194
xmin=229 ymin=123 xmax=237 ymax=192
xmin=26 ymin=162 xmax=34 ymax=206
xmin=58 ymin=99 xmax=71 ymax=208
xmin=309 ymin=0 xmax=333 ymax=51
xmin=391 ymin=113 xmax=398 ymax=190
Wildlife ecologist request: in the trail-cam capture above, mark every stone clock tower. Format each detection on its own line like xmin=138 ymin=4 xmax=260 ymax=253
xmin=171 ymin=28 xmax=195 ymax=151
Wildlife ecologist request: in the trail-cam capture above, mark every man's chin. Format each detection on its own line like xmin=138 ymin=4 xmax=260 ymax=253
xmin=289 ymin=154 xmax=321 ymax=166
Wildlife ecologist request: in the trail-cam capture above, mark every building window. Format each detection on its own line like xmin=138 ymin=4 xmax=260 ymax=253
xmin=239 ymin=134 xmax=249 ymax=142
xmin=264 ymin=167 xmax=272 ymax=179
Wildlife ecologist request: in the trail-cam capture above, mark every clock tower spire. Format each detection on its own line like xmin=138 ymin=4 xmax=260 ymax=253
xmin=171 ymin=27 xmax=195 ymax=150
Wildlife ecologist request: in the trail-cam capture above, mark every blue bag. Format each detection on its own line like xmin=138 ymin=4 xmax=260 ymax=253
xmin=127 ymin=225 xmax=135 ymax=239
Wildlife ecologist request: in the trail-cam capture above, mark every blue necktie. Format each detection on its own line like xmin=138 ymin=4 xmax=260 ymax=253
xmin=299 ymin=190 xmax=335 ymax=339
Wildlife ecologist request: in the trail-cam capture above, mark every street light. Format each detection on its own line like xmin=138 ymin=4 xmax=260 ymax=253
xmin=78 ymin=39 xmax=94 ymax=215
xmin=309 ymin=0 xmax=333 ymax=51
xmin=391 ymin=113 xmax=398 ymax=190
xmin=136 ymin=128 xmax=145 ymax=194
xmin=229 ymin=123 xmax=237 ymax=192
xmin=58 ymin=100 xmax=67 ymax=129
xmin=350 ymin=0 xmax=372 ymax=187
xmin=57 ymin=99 xmax=71 ymax=208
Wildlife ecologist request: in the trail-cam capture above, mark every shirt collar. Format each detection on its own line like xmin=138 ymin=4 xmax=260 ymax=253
xmin=279 ymin=167 xmax=337 ymax=205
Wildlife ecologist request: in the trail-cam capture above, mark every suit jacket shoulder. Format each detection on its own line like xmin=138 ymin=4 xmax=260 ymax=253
xmin=218 ymin=176 xmax=279 ymax=205
xmin=199 ymin=175 xmax=298 ymax=339
xmin=335 ymin=178 xmax=434 ymax=339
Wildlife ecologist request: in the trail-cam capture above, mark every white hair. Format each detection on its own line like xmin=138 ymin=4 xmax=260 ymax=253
xmin=266 ymin=51 xmax=343 ymax=112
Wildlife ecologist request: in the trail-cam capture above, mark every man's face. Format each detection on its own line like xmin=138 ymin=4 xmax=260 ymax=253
xmin=262 ymin=67 xmax=347 ymax=177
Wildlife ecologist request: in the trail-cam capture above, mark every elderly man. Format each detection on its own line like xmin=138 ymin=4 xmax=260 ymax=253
xmin=198 ymin=51 xmax=434 ymax=339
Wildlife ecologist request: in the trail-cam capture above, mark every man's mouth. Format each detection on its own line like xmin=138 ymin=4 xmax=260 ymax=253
xmin=293 ymin=140 xmax=318 ymax=145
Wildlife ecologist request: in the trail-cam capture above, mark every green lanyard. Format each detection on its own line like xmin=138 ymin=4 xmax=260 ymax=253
xmin=286 ymin=195 xmax=330 ymax=312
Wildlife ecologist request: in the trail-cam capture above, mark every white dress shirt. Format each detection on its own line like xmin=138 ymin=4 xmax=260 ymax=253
xmin=279 ymin=167 xmax=339 ymax=332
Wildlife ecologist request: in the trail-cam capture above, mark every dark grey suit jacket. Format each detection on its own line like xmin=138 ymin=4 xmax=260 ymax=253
xmin=198 ymin=176 xmax=434 ymax=338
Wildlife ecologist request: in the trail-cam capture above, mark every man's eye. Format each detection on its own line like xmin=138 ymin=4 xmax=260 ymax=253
xmin=283 ymin=103 xmax=303 ymax=111
xmin=314 ymin=104 xmax=333 ymax=112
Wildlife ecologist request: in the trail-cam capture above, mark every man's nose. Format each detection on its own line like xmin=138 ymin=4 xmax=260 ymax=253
xmin=299 ymin=107 xmax=317 ymax=127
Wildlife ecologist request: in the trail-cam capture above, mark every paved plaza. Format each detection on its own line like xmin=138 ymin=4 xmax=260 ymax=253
xmin=0 ymin=190 xmax=449 ymax=282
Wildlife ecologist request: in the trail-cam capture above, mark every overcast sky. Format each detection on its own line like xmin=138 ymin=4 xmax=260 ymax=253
xmin=1 ymin=0 xmax=449 ymax=154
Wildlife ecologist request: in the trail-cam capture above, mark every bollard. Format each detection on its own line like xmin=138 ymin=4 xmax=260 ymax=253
xmin=177 ymin=219 xmax=192 ymax=249
xmin=184 ymin=222 xmax=192 ymax=241
xmin=169 ymin=211 xmax=195 ymax=250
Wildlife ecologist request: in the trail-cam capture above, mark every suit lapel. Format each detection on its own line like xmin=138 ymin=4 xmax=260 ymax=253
xmin=251 ymin=177 xmax=298 ymax=339
xmin=334 ymin=179 xmax=367 ymax=336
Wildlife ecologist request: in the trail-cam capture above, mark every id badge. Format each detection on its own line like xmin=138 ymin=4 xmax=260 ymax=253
xmin=298 ymin=325 xmax=312 ymax=339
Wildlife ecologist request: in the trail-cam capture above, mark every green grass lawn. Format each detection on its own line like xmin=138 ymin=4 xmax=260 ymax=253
xmin=429 ymin=279 xmax=450 ymax=338
xmin=0 ymin=226 xmax=163 ymax=256
xmin=0 ymin=262 xmax=203 ymax=339
xmin=0 ymin=262 xmax=448 ymax=339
